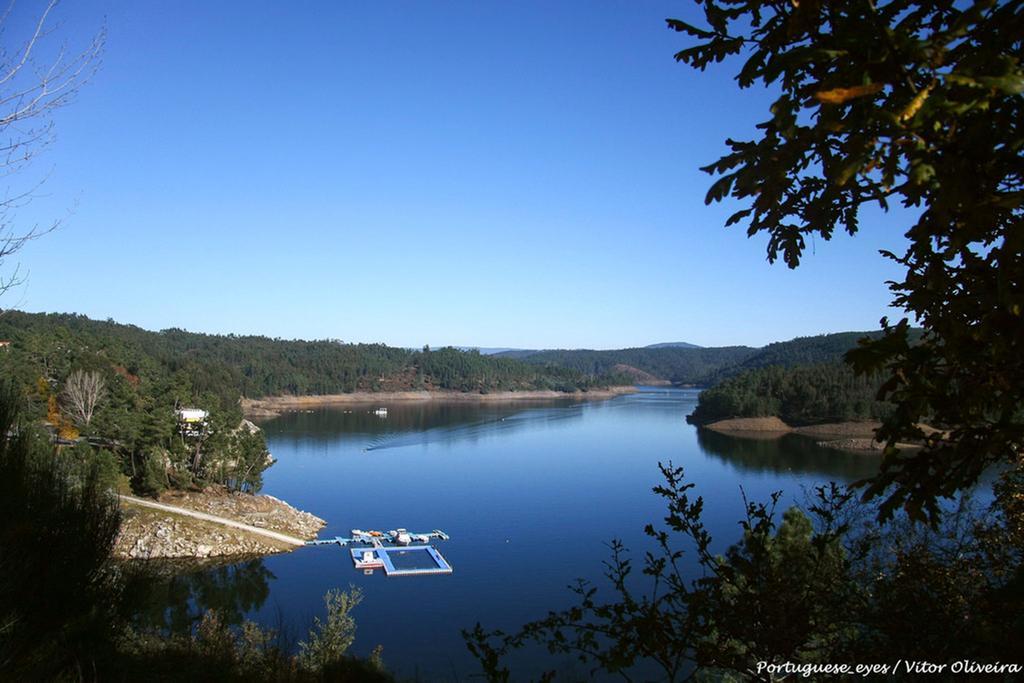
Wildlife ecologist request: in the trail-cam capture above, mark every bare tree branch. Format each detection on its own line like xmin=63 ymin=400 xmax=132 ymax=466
xmin=61 ymin=368 xmax=105 ymax=427
xmin=0 ymin=0 xmax=104 ymax=298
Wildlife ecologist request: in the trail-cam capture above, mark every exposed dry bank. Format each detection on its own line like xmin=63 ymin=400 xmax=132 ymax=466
xmin=242 ymin=386 xmax=637 ymax=418
xmin=703 ymin=417 xmax=924 ymax=453
xmin=115 ymin=488 xmax=325 ymax=560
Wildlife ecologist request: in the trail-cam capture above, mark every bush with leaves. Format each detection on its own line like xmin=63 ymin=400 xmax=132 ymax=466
xmin=466 ymin=462 xmax=1024 ymax=681
xmin=0 ymin=385 xmax=123 ymax=679
xmin=297 ymin=586 xmax=363 ymax=673
xmin=670 ymin=0 xmax=1023 ymax=522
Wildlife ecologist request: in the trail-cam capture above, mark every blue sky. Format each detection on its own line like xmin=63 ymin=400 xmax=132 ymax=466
xmin=6 ymin=1 xmax=910 ymax=349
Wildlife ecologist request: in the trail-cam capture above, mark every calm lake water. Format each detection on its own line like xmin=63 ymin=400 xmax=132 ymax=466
xmin=139 ymin=387 xmax=885 ymax=680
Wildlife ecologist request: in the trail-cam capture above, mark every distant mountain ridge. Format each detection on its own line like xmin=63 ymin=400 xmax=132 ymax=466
xmin=490 ymin=331 xmax=910 ymax=387
xmin=708 ymin=331 xmax=885 ymax=383
xmin=496 ymin=345 xmax=757 ymax=385
xmin=644 ymin=341 xmax=702 ymax=349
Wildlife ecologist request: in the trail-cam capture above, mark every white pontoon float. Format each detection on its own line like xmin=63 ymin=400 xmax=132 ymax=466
xmin=307 ymin=528 xmax=452 ymax=577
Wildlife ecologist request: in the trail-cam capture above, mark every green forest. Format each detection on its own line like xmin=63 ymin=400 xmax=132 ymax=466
xmin=501 ymin=345 xmax=756 ymax=384
xmin=686 ymin=331 xmax=928 ymax=425
xmin=0 ymin=311 xmax=614 ymax=398
xmin=687 ymin=362 xmax=892 ymax=426
xmin=708 ymin=331 xmax=885 ymax=379
xmin=498 ymin=330 xmax=921 ymax=386
xmin=499 ymin=331 xmax=914 ymax=426
xmin=0 ymin=311 xmax=916 ymax=492
xmin=0 ymin=311 xmax=621 ymax=499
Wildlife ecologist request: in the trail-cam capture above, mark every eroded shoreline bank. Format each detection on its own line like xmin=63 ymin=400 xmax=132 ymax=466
xmin=242 ymin=386 xmax=637 ymax=419
xmin=702 ymin=417 xmax=922 ymax=453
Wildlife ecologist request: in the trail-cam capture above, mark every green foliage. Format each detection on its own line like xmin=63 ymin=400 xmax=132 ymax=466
xmin=670 ymin=0 xmax=1024 ymax=522
xmin=0 ymin=310 xmax=617 ymax=496
xmin=689 ymin=362 xmax=892 ymax=425
xmin=467 ymin=463 xmax=1024 ymax=681
xmin=133 ymin=450 xmax=169 ymax=496
xmin=0 ymin=311 xmax=605 ymax=400
xmin=709 ymin=330 xmax=923 ymax=382
xmin=416 ymin=345 xmax=604 ymax=392
xmin=222 ymin=427 xmax=271 ymax=494
xmin=0 ymin=384 xmax=123 ymax=679
xmin=0 ymin=384 xmax=391 ymax=681
xmin=504 ymin=331 xmax=913 ymax=387
xmin=60 ymin=442 xmax=127 ymax=494
xmin=118 ymin=603 xmax=394 ymax=682
xmin=297 ymin=586 xmax=362 ymax=673
xmin=0 ymin=312 xmax=328 ymax=495
xmin=507 ymin=345 xmax=756 ymax=384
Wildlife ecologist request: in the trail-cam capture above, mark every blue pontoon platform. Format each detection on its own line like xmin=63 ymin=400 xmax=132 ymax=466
xmin=307 ymin=528 xmax=453 ymax=577
xmin=349 ymin=545 xmax=453 ymax=577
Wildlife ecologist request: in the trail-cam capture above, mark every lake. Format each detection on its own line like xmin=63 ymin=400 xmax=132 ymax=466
xmin=138 ymin=387 xmax=884 ymax=680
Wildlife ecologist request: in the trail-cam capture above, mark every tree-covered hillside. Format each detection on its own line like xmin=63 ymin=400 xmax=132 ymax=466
xmin=685 ymin=332 xmax=923 ymax=426
xmin=0 ymin=311 xmax=614 ymax=399
xmin=687 ymin=362 xmax=892 ymax=426
xmin=497 ymin=331 xmax=921 ymax=387
xmin=499 ymin=346 xmax=756 ymax=385
xmin=707 ymin=331 xmax=907 ymax=382
xmin=0 ymin=311 xmax=623 ymax=498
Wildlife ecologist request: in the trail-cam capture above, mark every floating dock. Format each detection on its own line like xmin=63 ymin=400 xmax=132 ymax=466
xmin=307 ymin=528 xmax=453 ymax=577
xmin=350 ymin=545 xmax=452 ymax=576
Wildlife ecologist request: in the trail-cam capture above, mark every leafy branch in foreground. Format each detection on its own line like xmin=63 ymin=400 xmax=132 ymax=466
xmin=465 ymin=461 xmax=1024 ymax=682
xmin=671 ymin=0 xmax=1023 ymax=523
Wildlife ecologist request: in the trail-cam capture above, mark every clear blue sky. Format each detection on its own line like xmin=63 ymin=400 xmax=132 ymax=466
xmin=7 ymin=1 xmax=910 ymax=349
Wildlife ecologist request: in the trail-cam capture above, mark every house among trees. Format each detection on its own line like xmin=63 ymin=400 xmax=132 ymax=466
xmin=176 ymin=408 xmax=208 ymax=438
xmin=0 ymin=340 xmax=10 ymax=351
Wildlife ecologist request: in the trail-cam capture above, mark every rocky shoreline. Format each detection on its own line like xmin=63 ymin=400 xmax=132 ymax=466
xmin=115 ymin=488 xmax=325 ymax=560
xmin=242 ymin=386 xmax=637 ymax=419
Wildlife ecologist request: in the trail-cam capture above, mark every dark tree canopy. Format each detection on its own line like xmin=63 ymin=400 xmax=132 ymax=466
xmin=670 ymin=0 xmax=1024 ymax=521
xmin=689 ymin=362 xmax=892 ymax=426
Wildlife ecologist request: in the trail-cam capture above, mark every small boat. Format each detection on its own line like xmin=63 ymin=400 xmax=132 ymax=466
xmin=353 ymin=549 xmax=384 ymax=570
xmin=373 ymin=408 xmax=388 ymax=417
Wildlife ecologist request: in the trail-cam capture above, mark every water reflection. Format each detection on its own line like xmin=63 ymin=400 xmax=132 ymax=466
xmin=126 ymin=559 xmax=274 ymax=635
xmin=263 ymin=400 xmax=587 ymax=451
xmin=147 ymin=387 xmax=902 ymax=679
xmin=696 ymin=428 xmax=883 ymax=481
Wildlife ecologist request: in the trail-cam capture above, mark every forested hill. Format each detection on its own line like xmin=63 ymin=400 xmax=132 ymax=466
xmin=496 ymin=346 xmax=757 ymax=385
xmin=687 ymin=331 xmax=923 ymax=426
xmin=0 ymin=311 xmax=614 ymax=399
xmin=494 ymin=332 xmax=896 ymax=386
xmin=687 ymin=362 xmax=893 ymax=426
xmin=704 ymin=330 xmax=910 ymax=383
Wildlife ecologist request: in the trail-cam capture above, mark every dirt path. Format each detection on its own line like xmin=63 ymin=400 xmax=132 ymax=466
xmin=119 ymin=495 xmax=307 ymax=547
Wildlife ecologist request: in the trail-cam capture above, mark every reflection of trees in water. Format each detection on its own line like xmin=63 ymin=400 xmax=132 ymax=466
xmin=125 ymin=559 xmax=274 ymax=635
xmin=263 ymin=401 xmax=586 ymax=451
xmin=696 ymin=429 xmax=882 ymax=482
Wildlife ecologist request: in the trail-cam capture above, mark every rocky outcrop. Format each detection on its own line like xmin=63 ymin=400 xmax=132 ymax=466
xmin=155 ymin=489 xmax=325 ymax=539
xmin=115 ymin=509 xmax=293 ymax=559
xmin=114 ymin=489 xmax=326 ymax=560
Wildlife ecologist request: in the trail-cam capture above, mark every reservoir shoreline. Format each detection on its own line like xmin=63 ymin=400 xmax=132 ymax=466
xmin=120 ymin=388 xmax=637 ymax=560
xmin=242 ymin=385 xmax=637 ymax=418
xmin=114 ymin=488 xmax=325 ymax=560
xmin=703 ymin=416 xmax=925 ymax=453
